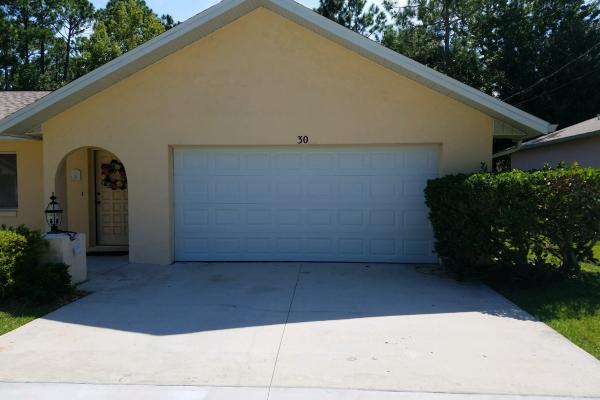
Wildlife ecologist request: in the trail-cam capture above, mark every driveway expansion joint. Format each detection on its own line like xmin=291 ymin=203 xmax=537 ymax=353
xmin=266 ymin=263 xmax=302 ymax=400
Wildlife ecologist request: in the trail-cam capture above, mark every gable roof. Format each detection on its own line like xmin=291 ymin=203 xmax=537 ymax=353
xmin=0 ymin=91 xmax=51 ymax=121
xmin=495 ymin=116 xmax=600 ymax=157
xmin=0 ymin=0 xmax=554 ymax=138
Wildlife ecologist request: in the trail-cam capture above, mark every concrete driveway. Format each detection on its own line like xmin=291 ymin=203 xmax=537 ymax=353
xmin=1 ymin=256 xmax=599 ymax=399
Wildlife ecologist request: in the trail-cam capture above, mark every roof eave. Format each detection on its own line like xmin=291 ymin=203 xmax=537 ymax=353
xmin=0 ymin=132 xmax=42 ymax=141
xmin=493 ymin=128 xmax=600 ymax=158
xmin=0 ymin=0 xmax=554 ymax=137
xmin=492 ymin=146 xmax=519 ymax=158
xmin=263 ymin=0 xmax=554 ymax=137
xmin=521 ymin=129 xmax=600 ymax=150
xmin=0 ymin=0 xmax=255 ymax=136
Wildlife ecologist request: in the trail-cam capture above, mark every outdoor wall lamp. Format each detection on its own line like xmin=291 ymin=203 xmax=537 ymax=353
xmin=44 ymin=192 xmax=64 ymax=233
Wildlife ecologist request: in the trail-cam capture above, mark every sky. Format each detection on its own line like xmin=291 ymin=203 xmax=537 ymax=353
xmin=90 ymin=0 xmax=398 ymax=22
xmin=91 ymin=0 xmax=319 ymax=21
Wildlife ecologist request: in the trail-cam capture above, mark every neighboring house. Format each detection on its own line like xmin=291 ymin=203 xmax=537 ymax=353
xmin=496 ymin=116 xmax=600 ymax=170
xmin=0 ymin=0 xmax=553 ymax=265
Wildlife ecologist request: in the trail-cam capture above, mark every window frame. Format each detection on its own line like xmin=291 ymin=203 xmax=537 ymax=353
xmin=0 ymin=152 xmax=18 ymax=211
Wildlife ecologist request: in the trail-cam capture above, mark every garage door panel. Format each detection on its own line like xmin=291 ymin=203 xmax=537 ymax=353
xmin=176 ymin=178 xmax=209 ymax=199
xmin=174 ymin=146 xmax=439 ymax=262
xmin=337 ymin=152 xmax=367 ymax=169
xmin=246 ymin=209 xmax=272 ymax=225
xmin=182 ymin=208 xmax=415 ymax=234
xmin=369 ymin=152 xmax=397 ymax=169
xmin=243 ymin=153 xmax=271 ymax=169
xmin=339 ymin=238 xmax=364 ymax=255
xmin=405 ymin=151 xmax=433 ymax=169
xmin=175 ymin=151 xmax=208 ymax=170
xmin=305 ymin=153 xmax=334 ymax=169
xmin=369 ymin=210 xmax=396 ymax=226
xmin=177 ymin=206 xmax=432 ymax=235
xmin=246 ymin=237 xmax=272 ymax=253
xmin=180 ymin=209 xmax=210 ymax=226
xmin=177 ymin=237 xmax=210 ymax=257
xmin=190 ymin=180 xmax=419 ymax=205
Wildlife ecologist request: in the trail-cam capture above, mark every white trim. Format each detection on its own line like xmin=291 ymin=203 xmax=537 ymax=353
xmin=0 ymin=0 xmax=554 ymax=138
xmin=0 ymin=134 xmax=41 ymax=141
xmin=493 ymin=146 xmax=519 ymax=158
xmin=0 ymin=210 xmax=17 ymax=217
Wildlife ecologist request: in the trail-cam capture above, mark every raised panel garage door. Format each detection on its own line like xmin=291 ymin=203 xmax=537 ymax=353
xmin=174 ymin=146 xmax=439 ymax=263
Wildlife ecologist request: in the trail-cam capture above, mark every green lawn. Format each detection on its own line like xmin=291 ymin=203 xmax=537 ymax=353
xmin=498 ymin=244 xmax=600 ymax=360
xmin=0 ymin=300 xmax=64 ymax=336
xmin=0 ymin=292 xmax=86 ymax=336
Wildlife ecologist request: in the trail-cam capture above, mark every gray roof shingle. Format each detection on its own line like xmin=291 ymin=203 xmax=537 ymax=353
xmin=519 ymin=116 xmax=600 ymax=149
xmin=494 ymin=115 xmax=600 ymax=157
xmin=0 ymin=91 xmax=51 ymax=121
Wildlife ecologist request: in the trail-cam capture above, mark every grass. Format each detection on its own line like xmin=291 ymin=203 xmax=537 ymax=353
xmin=497 ymin=243 xmax=600 ymax=360
xmin=0 ymin=292 xmax=87 ymax=336
xmin=0 ymin=300 xmax=64 ymax=336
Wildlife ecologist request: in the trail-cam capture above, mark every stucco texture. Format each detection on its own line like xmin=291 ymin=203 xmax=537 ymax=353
xmin=42 ymin=8 xmax=493 ymax=264
xmin=64 ymin=148 xmax=92 ymax=247
xmin=0 ymin=140 xmax=44 ymax=230
xmin=512 ymin=136 xmax=600 ymax=170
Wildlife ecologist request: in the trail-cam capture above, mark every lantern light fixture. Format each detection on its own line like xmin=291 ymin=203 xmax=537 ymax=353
xmin=44 ymin=192 xmax=63 ymax=233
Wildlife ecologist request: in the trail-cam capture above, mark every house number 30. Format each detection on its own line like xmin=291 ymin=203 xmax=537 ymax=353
xmin=297 ymin=136 xmax=309 ymax=144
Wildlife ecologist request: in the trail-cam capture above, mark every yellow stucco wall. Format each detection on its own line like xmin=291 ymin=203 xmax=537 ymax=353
xmin=42 ymin=7 xmax=493 ymax=264
xmin=0 ymin=140 xmax=44 ymax=230
xmin=65 ymin=148 xmax=91 ymax=247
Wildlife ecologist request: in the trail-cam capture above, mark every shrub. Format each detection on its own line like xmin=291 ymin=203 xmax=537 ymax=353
xmin=529 ymin=166 xmax=600 ymax=275
xmin=17 ymin=262 xmax=73 ymax=304
xmin=0 ymin=225 xmax=74 ymax=303
xmin=425 ymin=165 xmax=600 ymax=282
xmin=0 ymin=230 xmax=28 ymax=298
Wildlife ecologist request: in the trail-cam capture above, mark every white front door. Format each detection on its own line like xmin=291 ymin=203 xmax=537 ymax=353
xmin=95 ymin=150 xmax=129 ymax=246
xmin=174 ymin=146 xmax=439 ymax=263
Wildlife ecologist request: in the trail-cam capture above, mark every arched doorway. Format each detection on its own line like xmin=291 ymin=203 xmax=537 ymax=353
xmin=55 ymin=147 xmax=129 ymax=251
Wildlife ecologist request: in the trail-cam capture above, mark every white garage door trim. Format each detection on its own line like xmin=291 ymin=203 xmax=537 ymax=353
xmin=174 ymin=145 xmax=439 ymax=263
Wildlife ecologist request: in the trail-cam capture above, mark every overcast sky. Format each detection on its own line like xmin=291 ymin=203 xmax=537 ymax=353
xmin=90 ymin=0 xmax=400 ymax=23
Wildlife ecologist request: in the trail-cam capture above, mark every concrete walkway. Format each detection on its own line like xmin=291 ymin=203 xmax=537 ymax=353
xmin=0 ymin=257 xmax=599 ymax=399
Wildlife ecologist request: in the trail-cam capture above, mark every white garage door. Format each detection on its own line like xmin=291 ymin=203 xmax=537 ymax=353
xmin=174 ymin=146 xmax=439 ymax=263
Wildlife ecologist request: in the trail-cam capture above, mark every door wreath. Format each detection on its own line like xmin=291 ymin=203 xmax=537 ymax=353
xmin=100 ymin=159 xmax=127 ymax=190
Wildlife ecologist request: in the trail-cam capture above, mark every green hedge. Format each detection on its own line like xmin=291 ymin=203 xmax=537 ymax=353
xmin=0 ymin=226 xmax=73 ymax=303
xmin=424 ymin=165 xmax=600 ymax=281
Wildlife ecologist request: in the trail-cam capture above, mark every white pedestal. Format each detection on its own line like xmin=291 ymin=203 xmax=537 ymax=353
xmin=44 ymin=233 xmax=87 ymax=284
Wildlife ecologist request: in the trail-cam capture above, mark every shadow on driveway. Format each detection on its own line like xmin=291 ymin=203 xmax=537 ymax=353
xmin=1 ymin=256 xmax=599 ymax=396
xmin=38 ymin=256 xmax=533 ymax=336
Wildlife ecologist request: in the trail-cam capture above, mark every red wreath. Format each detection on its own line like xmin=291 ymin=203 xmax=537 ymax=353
xmin=100 ymin=159 xmax=127 ymax=190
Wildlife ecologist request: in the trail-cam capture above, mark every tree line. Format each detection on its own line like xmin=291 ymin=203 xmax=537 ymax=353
xmin=318 ymin=0 xmax=600 ymax=128
xmin=0 ymin=0 xmax=175 ymax=91
xmin=1 ymin=0 xmax=599 ymax=128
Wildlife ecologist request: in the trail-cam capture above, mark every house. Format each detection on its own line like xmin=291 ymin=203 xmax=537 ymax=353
xmin=495 ymin=116 xmax=600 ymax=170
xmin=0 ymin=0 xmax=554 ymax=265
xmin=0 ymin=92 xmax=49 ymax=229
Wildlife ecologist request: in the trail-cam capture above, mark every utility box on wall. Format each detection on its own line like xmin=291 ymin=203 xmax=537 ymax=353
xmin=44 ymin=233 xmax=87 ymax=284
